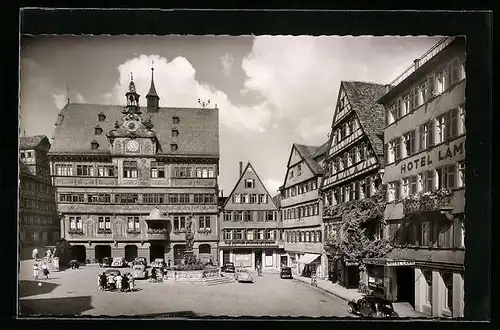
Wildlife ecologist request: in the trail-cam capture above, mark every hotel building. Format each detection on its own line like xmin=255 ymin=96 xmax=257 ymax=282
xmin=48 ymin=68 xmax=220 ymax=265
xmin=369 ymin=37 xmax=465 ymax=317
xmin=321 ymin=81 xmax=387 ymax=288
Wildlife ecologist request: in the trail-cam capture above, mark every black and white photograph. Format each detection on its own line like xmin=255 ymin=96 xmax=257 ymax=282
xmin=16 ymin=10 xmax=486 ymax=320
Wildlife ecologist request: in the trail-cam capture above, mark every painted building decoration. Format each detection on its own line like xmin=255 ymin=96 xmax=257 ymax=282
xmin=48 ymin=67 xmax=220 ymax=265
xmin=219 ymin=162 xmax=284 ymax=271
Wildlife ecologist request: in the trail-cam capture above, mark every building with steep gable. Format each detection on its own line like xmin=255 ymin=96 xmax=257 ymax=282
xmin=321 ymin=81 xmax=387 ymax=288
xmin=19 ymin=135 xmax=59 ymax=259
xmin=48 ymin=68 xmax=220 ymax=265
xmin=279 ymin=142 xmax=328 ymax=279
xmin=218 ymin=162 xmax=284 ymax=271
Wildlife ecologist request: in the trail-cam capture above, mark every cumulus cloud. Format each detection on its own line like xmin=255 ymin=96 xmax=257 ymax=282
xmin=263 ymin=178 xmax=283 ymax=195
xmin=221 ymin=52 xmax=234 ymax=77
xmin=103 ymin=54 xmax=272 ymax=133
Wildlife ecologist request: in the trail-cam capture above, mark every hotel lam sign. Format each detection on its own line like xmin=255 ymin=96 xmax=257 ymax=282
xmin=400 ymin=137 xmax=465 ymax=175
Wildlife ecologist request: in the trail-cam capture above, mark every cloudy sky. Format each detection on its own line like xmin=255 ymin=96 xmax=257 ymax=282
xmin=19 ymin=35 xmax=441 ymax=195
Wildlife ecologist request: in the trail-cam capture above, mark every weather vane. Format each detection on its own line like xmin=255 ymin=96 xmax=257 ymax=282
xmin=130 ymin=72 xmax=134 ymax=81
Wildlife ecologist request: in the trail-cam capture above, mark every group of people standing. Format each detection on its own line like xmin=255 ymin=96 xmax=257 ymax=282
xmin=98 ymin=272 xmax=135 ymax=292
xmin=32 ymin=248 xmax=52 ymax=280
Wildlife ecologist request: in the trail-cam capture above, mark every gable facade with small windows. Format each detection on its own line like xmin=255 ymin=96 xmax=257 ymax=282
xmin=48 ymin=71 xmax=220 ymax=265
xmin=377 ymin=37 xmax=465 ymax=318
xmin=320 ymin=81 xmax=386 ymax=288
xmin=279 ymin=142 xmax=328 ymax=279
xmin=19 ymin=136 xmax=59 ymax=260
xmin=219 ymin=162 xmax=284 ymax=270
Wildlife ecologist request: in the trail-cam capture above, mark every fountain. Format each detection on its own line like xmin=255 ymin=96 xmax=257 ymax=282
xmin=181 ymin=215 xmax=198 ymax=266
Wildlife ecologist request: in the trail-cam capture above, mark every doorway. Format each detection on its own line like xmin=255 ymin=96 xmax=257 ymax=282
xmin=95 ymin=245 xmax=111 ymax=261
xmin=173 ymin=244 xmax=186 ymax=265
xmin=71 ymin=245 xmax=87 ymax=263
xmin=280 ymin=255 xmax=288 ymax=267
xmin=223 ymin=250 xmax=230 ymax=264
xmin=150 ymin=243 xmax=165 ymax=262
xmin=125 ymin=245 xmax=138 ymax=262
xmin=396 ymin=266 xmax=415 ymax=307
xmin=254 ymin=250 xmax=262 ymax=269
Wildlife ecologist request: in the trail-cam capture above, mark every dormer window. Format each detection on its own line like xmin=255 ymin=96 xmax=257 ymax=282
xmin=171 ymin=144 xmax=178 ymax=151
xmin=172 ymin=129 xmax=179 ymax=137
xmin=172 ymin=116 xmax=180 ymax=124
xmin=98 ymin=112 xmax=106 ymax=122
xmin=90 ymin=140 xmax=99 ymax=150
xmin=94 ymin=125 xmax=103 ymax=135
xmin=244 ymin=179 xmax=255 ymax=188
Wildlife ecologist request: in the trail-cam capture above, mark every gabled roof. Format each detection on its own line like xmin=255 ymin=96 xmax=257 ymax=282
xmin=19 ymin=160 xmax=34 ymax=177
xmin=19 ymin=135 xmax=49 ymax=150
xmin=222 ymin=162 xmax=278 ymax=209
xmin=293 ymin=143 xmax=323 ymax=175
xmin=49 ymin=103 xmax=219 ymax=157
xmin=340 ymin=81 xmax=386 ymax=163
xmin=313 ymin=140 xmax=329 ymax=159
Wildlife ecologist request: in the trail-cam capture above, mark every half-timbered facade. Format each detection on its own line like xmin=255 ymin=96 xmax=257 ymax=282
xmin=375 ymin=37 xmax=465 ymax=318
xmin=48 ymin=69 xmax=220 ymax=265
xmin=219 ymin=162 xmax=284 ymax=271
xmin=321 ymin=81 xmax=386 ymax=288
xmin=280 ymin=143 xmax=328 ymax=279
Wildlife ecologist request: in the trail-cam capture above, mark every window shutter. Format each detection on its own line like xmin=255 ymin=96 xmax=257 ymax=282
xmin=396 ymin=98 xmax=402 ymax=118
xmin=428 ymin=120 xmax=434 ymax=146
xmin=428 ymin=74 xmax=435 ymax=96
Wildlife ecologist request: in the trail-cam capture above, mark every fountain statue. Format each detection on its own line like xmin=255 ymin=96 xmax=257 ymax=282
xmin=182 ymin=214 xmax=197 ymax=265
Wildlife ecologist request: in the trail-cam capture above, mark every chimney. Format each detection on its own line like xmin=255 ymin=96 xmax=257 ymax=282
xmin=220 ymin=190 xmax=224 ymax=198
xmin=239 ymin=161 xmax=243 ymax=176
xmin=414 ymin=58 xmax=420 ymax=70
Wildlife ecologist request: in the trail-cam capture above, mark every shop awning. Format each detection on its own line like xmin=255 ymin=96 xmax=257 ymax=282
xmin=297 ymin=254 xmax=320 ymax=264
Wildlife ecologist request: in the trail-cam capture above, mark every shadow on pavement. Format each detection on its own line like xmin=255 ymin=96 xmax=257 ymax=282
xmin=19 ymin=296 xmax=93 ymax=316
xmin=19 ymin=280 xmax=60 ymax=298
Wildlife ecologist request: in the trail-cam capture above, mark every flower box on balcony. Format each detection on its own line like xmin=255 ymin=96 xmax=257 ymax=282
xmin=68 ymin=229 xmax=84 ymax=235
xmin=97 ymin=228 xmax=112 ymax=234
xmin=402 ymin=189 xmax=454 ymax=215
xmin=147 ymin=228 xmax=168 ymax=234
xmin=198 ymin=228 xmax=212 ymax=234
xmin=126 ymin=229 xmax=141 ymax=235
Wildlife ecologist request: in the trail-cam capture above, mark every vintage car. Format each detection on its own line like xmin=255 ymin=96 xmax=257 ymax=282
xmin=280 ymin=266 xmax=292 ymax=279
xmin=128 ymin=257 xmax=148 ymax=268
xmin=99 ymin=257 xmax=112 ymax=268
xmin=234 ymin=268 xmax=254 ymax=283
xmin=132 ymin=263 xmax=148 ymax=279
xmin=221 ymin=262 xmax=235 ymax=273
xmin=150 ymin=258 xmax=166 ymax=269
xmin=111 ymin=257 xmax=128 ymax=268
xmin=104 ymin=268 xmax=121 ymax=277
xmin=347 ymin=296 xmax=399 ymax=318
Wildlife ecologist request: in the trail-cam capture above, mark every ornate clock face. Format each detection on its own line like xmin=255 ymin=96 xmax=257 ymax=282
xmin=127 ymin=121 xmax=138 ymax=132
xmin=127 ymin=140 xmax=139 ymax=152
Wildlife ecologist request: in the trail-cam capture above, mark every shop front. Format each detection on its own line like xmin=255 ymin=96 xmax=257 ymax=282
xmin=297 ymin=253 xmax=321 ymax=277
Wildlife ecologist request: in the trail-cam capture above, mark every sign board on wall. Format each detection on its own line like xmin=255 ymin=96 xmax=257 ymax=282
xmin=234 ymin=253 xmax=252 ymax=267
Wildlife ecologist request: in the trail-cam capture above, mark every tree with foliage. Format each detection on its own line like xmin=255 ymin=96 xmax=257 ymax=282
xmin=53 ymin=238 xmax=73 ymax=268
xmin=323 ymin=190 xmax=392 ymax=291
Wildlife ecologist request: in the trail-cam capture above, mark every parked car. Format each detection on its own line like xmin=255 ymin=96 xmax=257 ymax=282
xmin=280 ymin=266 xmax=292 ymax=279
xmin=104 ymin=268 xmax=121 ymax=277
xmin=151 ymin=258 xmax=166 ymax=269
xmin=99 ymin=257 xmax=112 ymax=268
xmin=132 ymin=264 xmax=148 ymax=279
xmin=111 ymin=257 xmax=128 ymax=268
xmin=347 ymin=296 xmax=399 ymax=318
xmin=235 ymin=268 xmax=254 ymax=283
xmin=221 ymin=262 xmax=235 ymax=273
xmin=128 ymin=257 xmax=148 ymax=268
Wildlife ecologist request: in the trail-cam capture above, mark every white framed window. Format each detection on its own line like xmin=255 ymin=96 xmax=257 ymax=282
xmin=457 ymin=161 xmax=465 ymax=187
xmin=419 ymin=121 xmax=433 ymax=151
xmin=418 ymin=81 xmax=428 ymax=106
xmin=223 ymin=212 xmax=232 ymax=222
xmin=402 ymin=130 xmax=416 ymax=158
xmin=388 ymin=138 xmax=401 ymax=163
xmin=150 ymin=161 xmax=165 ymax=178
xmin=344 ymin=185 xmax=351 ymax=202
xmin=246 ymin=230 xmax=254 ymax=240
xmin=458 ymin=104 xmax=466 ymax=134
xmin=348 ymin=148 xmax=356 ymax=165
xmin=387 ymin=103 xmax=397 ymax=125
xmin=233 ymin=194 xmax=241 ymax=203
xmin=401 ymin=93 xmax=411 ymax=116
xmin=419 ymin=170 xmax=435 ymax=193
xmin=224 ymin=230 xmax=232 ymax=240
xmin=56 ymin=164 xmax=73 ymax=176
xmin=241 ymin=194 xmax=248 ymax=204
xmin=435 ymin=67 xmax=447 ymax=94
xmin=245 ymin=179 xmax=255 ymax=188
xmin=436 ymin=164 xmax=456 ymax=189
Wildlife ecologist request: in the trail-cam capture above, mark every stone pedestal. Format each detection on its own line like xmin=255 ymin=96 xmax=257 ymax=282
xmin=183 ymin=250 xmax=197 ymax=265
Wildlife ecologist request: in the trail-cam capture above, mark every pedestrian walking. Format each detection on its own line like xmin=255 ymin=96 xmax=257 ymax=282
xmin=107 ymin=274 xmax=116 ymax=291
xmin=128 ymin=273 xmax=135 ymax=292
xmin=115 ymin=274 xmax=123 ymax=291
xmin=32 ymin=248 xmax=39 ymax=260
xmin=99 ymin=272 xmax=107 ymax=290
xmin=150 ymin=267 xmax=157 ymax=283
xmin=167 ymin=259 xmax=171 ymax=267
xmin=33 ymin=262 xmax=40 ymax=280
xmin=41 ymin=262 xmax=50 ymax=280
xmin=121 ymin=274 xmax=129 ymax=292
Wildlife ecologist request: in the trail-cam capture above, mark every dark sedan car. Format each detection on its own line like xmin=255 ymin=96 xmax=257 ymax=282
xmin=280 ymin=267 xmax=292 ymax=279
xmin=221 ymin=262 xmax=235 ymax=273
xmin=348 ymin=296 xmax=399 ymax=318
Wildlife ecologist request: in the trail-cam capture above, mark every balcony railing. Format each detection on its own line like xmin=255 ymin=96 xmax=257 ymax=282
xmin=68 ymin=229 xmax=84 ymax=236
xmin=147 ymin=228 xmax=168 ymax=240
xmin=402 ymin=189 xmax=454 ymax=216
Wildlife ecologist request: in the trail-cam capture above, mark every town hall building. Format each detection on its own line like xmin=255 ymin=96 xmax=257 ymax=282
xmin=48 ymin=67 xmax=220 ymax=265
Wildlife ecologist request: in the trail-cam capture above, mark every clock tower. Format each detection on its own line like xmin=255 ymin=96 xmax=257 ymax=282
xmin=107 ymin=74 xmax=159 ymax=156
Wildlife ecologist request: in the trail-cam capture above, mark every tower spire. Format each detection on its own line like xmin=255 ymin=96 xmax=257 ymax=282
xmin=124 ymin=72 xmax=141 ymax=114
xmin=66 ymin=82 xmax=71 ymax=104
xmin=146 ymin=58 xmax=160 ymax=112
